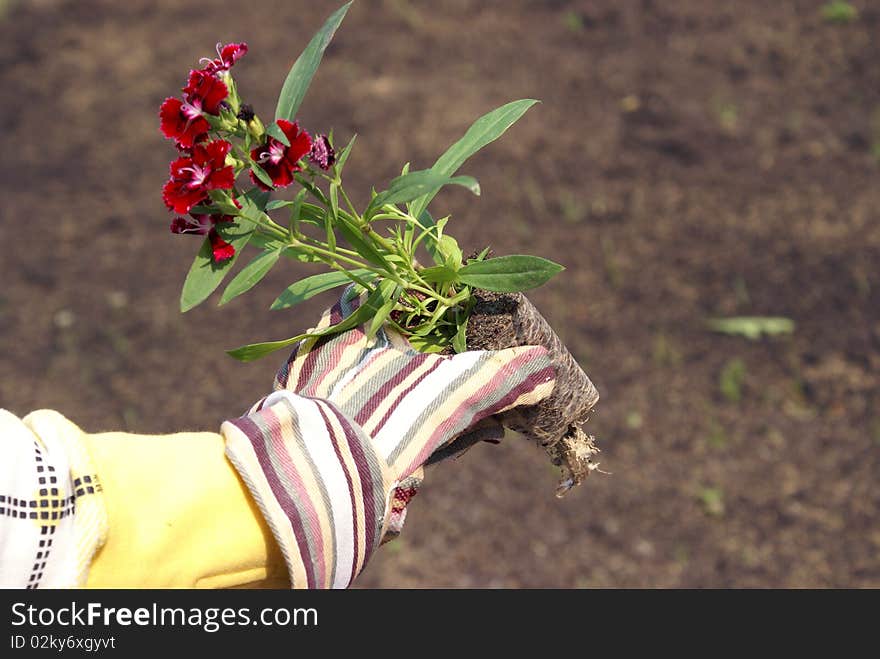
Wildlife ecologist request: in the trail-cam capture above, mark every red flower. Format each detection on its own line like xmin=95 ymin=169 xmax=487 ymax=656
xmin=162 ymin=140 xmax=235 ymax=214
xmin=209 ymin=230 xmax=236 ymax=262
xmin=159 ymin=97 xmax=211 ymax=149
xmin=182 ymin=69 xmax=228 ymax=115
xmin=170 ymin=209 xmax=237 ymax=263
xmin=159 ymin=70 xmax=228 ymax=148
xmin=249 ymin=120 xmax=312 ymax=189
xmin=201 ymin=42 xmax=248 ymax=75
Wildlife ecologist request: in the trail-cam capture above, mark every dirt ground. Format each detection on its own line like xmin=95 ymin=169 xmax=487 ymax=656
xmin=1 ymin=0 xmax=878 ymax=587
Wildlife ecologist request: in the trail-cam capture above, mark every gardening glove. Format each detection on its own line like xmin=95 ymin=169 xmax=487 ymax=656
xmin=221 ymin=289 xmax=557 ymax=589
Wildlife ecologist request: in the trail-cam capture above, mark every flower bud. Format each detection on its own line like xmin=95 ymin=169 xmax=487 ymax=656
xmin=238 ymin=104 xmax=265 ymax=141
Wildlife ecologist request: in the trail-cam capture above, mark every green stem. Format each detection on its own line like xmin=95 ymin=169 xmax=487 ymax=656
xmin=337 ymin=184 xmax=360 ymax=219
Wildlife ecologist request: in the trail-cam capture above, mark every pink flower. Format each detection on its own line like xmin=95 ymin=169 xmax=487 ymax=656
xmin=162 ymin=140 xmax=235 ymax=214
xmin=201 ymin=42 xmax=249 ymax=75
xmin=309 ymin=134 xmax=335 ymax=170
xmin=249 ymin=120 xmax=312 ymax=189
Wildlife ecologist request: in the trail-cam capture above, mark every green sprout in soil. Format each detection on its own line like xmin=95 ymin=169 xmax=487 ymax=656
xmin=719 ymin=358 xmax=747 ymax=403
xmin=707 ymin=316 xmax=795 ymax=340
xmin=159 ymin=3 xmax=564 ymax=361
xmin=698 ymin=487 xmax=725 ymax=517
xmin=821 ymin=1 xmax=858 ymax=24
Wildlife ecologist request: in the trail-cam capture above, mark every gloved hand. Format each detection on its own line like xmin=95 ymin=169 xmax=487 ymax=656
xmin=221 ymin=289 xmax=557 ymax=589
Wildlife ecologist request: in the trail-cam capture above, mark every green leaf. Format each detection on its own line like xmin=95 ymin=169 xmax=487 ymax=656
xmin=248 ymin=233 xmax=285 ymax=251
xmin=249 ymin=162 xmax=275 ymax=189
xmin=457 ymin=254 xmax=564 ymax=292
xmin=436 ymin=234 xmax=463 ymax=270
xmin=290 ymin=188 xmax=307 ymax=235
xmin=230 ymin=279 xmax=394 ymax=361
xmin=219 ymin=249 xmax=282 ymax=305
xmin=334 ymin=134 xmax=357 ymax=173
xmin=452 ymin=314 xmax=469 ymax=353
xmin=268 ymin=199 xmax=324 ymax=228
xmin=420 ymin=265 xmax=460 ymax=284
xmin=266 ymin=123 xmax=290 ymax=147
xmin=336 ymin=215 xmax=391 ymax=268
xmin=270 ymin=269 xmax=373 ymax=311
xmin=180 ymin=226 xmax=254 ymax=312
xmin=329 ymin=182 xmax=340 ymax=221
xmin=274 ymin=2 xmax=352 ymax=125
xmin=707 ymin=317 xmax=795 ymax=340
xmin=280 ymin=243 xmax=321 ymax=264
xmin=405 ymin=333 xmax=448 ymax=354
xmin=367 ymin=286 xmax=399 ymax=339
xmin=323 ymin=207 xmax=336 ymax=253
xmin=408 ymin=99 xmax=539 ymax=220
xmin=239 ymin=188 xmax=271 ymax=213
xmin=368 ymin=169 xmax=479 ymax=216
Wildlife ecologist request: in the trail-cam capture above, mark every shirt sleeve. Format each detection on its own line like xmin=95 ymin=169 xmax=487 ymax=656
xmin=0 ymin=409 xmax=288 ymax=588
xmin=0 ymin=409 xmax=107 ymax=588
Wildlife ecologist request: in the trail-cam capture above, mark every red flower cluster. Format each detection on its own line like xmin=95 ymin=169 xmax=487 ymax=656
xmin=160 ymin=40 xmax=334 ymax=263
xmin=161 ymin=44 xmax=246 ymax=262
xmin=163 ymin=140 xmax=235 ymax=214
xmin=164 ymin=140 xmax=237 ymax=262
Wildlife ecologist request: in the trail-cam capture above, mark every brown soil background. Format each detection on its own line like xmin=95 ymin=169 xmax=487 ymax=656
xmin=1 ymin=0 xmax=878 ymax=587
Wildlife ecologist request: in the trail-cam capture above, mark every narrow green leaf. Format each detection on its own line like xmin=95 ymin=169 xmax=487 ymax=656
xmin=268 ymin=199 xmax=324 ymax=227
xmin=290 ymin=188 xmax=307 ymax=235
xmin=266 ymin=123 xmax=291 ymax=147
xmin=367 ymin=286 xmax=399 ymax=339
xmin=270 ymin=269 xmax=372 ymax=311
xmin=239 ymin=188 xmax=271 ymax=213
xmin=249 ymin=233 xmax=285 ymax=251
xmin=472 ymin=246 xmax=491 ymax=262
xmin=368 ymin=169 xmax=479 ymax=215
xmin=249 ymin=162 xmax=275 ymax=189
xmin=220 ymin=249 xmax=282 ymax=305
xmin=329 ymin=182 xmax=340 ymax=220
xmin=274 ymin=2 xmax=353 ymax=124
xmin=227 ymin=336 xmax=305 ymax=362
xmin=452 ymin=315 xmax=469 ymax=353
xmin=336 ymin=215 xmax=391 ymax=268
xmin=180 ymin=224 xmax=254 ymax=312
xmin=297 ymin=176 xmax=329 ymax=206
xmin=334 ymin=134 xmax=357 ymax=173
xmin=457 ymin=254 xmax=564 ymax=292
xmin=323 ymin=207 xmax=336 ymax=253
xmin=280 ymin=243 xmax=321 ymax=264
xmin=230 ymin=279 xmax=394 ymax=361
xmin=409 ymin=99 xmax=539 ymax=220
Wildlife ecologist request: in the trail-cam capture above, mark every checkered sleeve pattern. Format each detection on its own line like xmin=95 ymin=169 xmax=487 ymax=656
xmin=222 ymin=290 xmax=556 ymax=588
xmin=0 ymin=410 xmax=108 ymax=588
